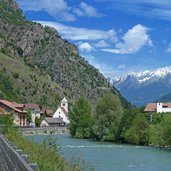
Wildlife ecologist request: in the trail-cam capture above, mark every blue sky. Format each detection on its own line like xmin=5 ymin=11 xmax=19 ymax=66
xmin=16 ymin=0 xmax=171 ymax=78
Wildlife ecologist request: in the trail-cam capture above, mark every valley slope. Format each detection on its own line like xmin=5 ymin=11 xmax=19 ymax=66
xmin=0 ymin=0 xmax=128 ymax=107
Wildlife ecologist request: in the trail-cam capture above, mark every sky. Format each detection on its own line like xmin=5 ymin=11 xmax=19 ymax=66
xmin=16 ymin=0 xmax=171 ymax=78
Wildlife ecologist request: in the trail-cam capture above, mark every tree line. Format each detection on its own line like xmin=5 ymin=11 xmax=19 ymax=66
xmin=69 ymin=93 xmax=171 ymax=147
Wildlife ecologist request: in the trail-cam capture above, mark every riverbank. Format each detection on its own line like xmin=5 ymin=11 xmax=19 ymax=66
xmin=21 ymin=126 xmax=69 ymax=135
xmin=28 ymin=134 xmax=171 ymax=171
xmin=4 ymin=131 xmax=83 ymax=171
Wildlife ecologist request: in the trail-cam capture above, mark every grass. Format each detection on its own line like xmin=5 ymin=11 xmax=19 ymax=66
xmin=0 ymin=52 xmax=66 ymax=108
xmin=5 ymin=131 xmax=82 ymax=171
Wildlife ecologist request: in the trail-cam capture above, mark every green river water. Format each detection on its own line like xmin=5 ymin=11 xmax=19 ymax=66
xmin=27 ymin=134 xmax=171 ymax=171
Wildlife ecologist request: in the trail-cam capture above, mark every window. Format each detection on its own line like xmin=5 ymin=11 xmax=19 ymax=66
xmin=63 ymin=103 xmax=65 ymax=106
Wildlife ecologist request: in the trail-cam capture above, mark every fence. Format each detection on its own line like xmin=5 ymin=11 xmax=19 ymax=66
xmin=0 ymin=134 xmax=38 ymax=171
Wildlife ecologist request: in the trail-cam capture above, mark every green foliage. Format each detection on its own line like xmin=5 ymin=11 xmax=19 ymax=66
xmin=91 ymin=93 xmax=123 ymax=141
xmin=0 ymin=69 xmax=18 ymax=101
xmin=124 ymin=115 xmax=150 ymax=145
xmin=69 ymin=96 xmax=92 ymax=138
xmin=5 ymin=131 xmax=84 ymax=171
xmin=150 ymin=114 xmax=171 ymax=147
xmin=116 ymin=108 xmax=140 ymax=142
xmin=26 ymin=110 xmax=32 ymax=124
xmin=13 ymin=72 xmax=19 ymax=78
xmin=35 ymin=116 xmax=41 ymax=127
xmin=0 ymin=114 xmax=14 ymax=134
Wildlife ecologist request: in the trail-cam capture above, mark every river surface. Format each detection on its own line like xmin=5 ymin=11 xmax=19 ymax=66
xmin=27 ymin=134 xmax=171 ymax=171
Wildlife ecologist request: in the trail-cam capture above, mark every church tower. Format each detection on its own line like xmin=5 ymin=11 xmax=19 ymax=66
xmin=60 ymin=97 xmax=68 ymax=113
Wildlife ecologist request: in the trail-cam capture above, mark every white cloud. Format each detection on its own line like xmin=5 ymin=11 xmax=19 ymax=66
xmin=118 ymin=64 xmax=126 ymax=69
xmin=17 ymin=0 xmax=103 ymax=21
xmin=103 ymin=24 xmax=153 ymax=54
xmin=94 ymin=40 xmax=110 ymax=48
xmin=17 ymin=0 xmax=76 ymax=21
xmin=78 ymin=42 xmax=94 ymax=52
xmin=166 ymin=43 xmax=171 ymax=53
xmin=74 ymin=2 xmax=103 ymax=17
xmin=38 ymin=21 xmax=117 ymax=41
xmin=100 ymin=0 xmax=171 ymax=21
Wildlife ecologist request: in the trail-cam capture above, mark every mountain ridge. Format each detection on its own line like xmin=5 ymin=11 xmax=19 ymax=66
xmin=112 ymin=67 xmax=171 ymax=106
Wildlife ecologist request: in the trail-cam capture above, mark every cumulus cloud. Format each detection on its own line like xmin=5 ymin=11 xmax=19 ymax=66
xmin=166 ymin=43 xmax=171 ymax=53
xmin=103 ymin=24 xmax=153 ymax=54
xmin=74 ymin=2 xmax=103 ymax=17
xmin=38 ymin=21 xmax=117 ymax=41
xmin=78 ymin=42 xmax=94 ymax=52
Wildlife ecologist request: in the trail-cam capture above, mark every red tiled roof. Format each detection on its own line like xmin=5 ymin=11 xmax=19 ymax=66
xmin=0 ymin=100 xmax=27 ymax=114
xmin=24 ymin=103 xmax=40 ymax=110
xmin=12 ymin=103 xmax=24 ymax=108
xmin=144 ymin=102 xmax=171 ymax=112
xmin=161 ymin=103 xmax=171 ymax=108
xmin=144 ymin=103 xmax=156 ymax=112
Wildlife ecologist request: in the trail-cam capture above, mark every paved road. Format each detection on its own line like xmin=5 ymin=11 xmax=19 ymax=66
xmin=0 ymin=140 xmax=10 ymax=171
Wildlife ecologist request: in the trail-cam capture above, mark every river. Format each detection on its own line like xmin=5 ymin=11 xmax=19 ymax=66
xmin=27 ymin=134 xmax=171 ymax=171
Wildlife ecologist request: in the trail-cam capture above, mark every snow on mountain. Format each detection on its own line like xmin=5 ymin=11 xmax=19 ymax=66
xmin=113 ymin=67 xmax=171 ymax=85
xmin=112 ymin=67 xmax=171 ymax=106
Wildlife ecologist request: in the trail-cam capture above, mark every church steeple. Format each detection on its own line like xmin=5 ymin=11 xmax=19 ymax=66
xmin=60 ymin=97 xmax=68 ymax=113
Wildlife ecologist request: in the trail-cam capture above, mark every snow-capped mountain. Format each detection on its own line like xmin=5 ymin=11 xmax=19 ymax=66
xmin=112 ymin=67 xmax=171 ymax=106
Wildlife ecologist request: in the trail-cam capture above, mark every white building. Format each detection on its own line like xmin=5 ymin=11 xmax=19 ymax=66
xmin=144 ymin=102 xmax=171 ymax=113
xmin=53 ymin=97 xmax=69 ymax=124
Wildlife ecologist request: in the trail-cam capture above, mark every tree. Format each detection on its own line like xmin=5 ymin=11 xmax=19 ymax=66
xmin=69 ymin=96 xmax=92 ymax=138
xmin=35 ymin=117 xmax=41 ymax=127
xmin=150 ymin=114 xmax=171 ymax=147
xmin=116 ymin=108 xmax=139 ymax=142
xmin=91 ymin=93 xmax=123 ymax=141
xmin=26 ymin=110 xmax=32 ymax=124
xmin=124 ymin=115 xmax=150 ymax=145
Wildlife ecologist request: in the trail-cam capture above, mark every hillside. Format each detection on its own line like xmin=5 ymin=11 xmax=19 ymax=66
xmin=0 ymin=52 xmax=65 ymax=108
xmin=0 ymin=0 xmax=128 ymax=107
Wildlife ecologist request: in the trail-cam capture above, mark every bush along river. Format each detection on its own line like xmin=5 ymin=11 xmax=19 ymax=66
xmin=27 ymin=134 xmax=171 ymax=171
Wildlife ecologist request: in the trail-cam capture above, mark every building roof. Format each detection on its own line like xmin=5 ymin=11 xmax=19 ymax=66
xmin=0 ymin=100 xmax=27 ymax=114
xmin=61 ymin=97 xmax=68 ymax=103
xmin=144 ymin=102 xmax=171 ymax=112
xmin=24 ymin=103 xmax=40 ymax=110
xmin=161 ymin=103 xmax=171 ymax=108
xmin=44 ymin=117 xmax=64 ymax=124
xmin=144 ymin=103 xmax=156 ymax=112
xmin=12 ymin=103 xmax=25 ymax=108
xmin=59 ymin=106 xmax=68 ymax=116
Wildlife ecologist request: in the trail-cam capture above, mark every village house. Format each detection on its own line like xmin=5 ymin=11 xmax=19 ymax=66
xmin=53 ymin=97 xmax=69 ymax=125
xmin=0 ymin=100 xmax=27 ymax=127
xmin=144 ymin=102 xmax=171 ymax=113
xmin=24 ymin=103 xmax=41 ymax=126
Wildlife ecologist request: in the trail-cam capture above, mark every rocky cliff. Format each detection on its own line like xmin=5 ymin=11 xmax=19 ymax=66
xmin=0 ymin=0 xmax=128 ymax=107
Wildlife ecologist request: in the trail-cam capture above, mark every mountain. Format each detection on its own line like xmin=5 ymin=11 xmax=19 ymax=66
xmin=0 ymin=0 xmax=128 ymax=108
xmin=112 ymin=67 xmax=171 ymax=106
xmin=158 ymin=93 xmax=171 ymax=102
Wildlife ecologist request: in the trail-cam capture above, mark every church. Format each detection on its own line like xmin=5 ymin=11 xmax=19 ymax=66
xmin=53 ymin=97 xmax=69 ymax=124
